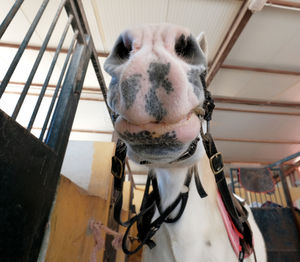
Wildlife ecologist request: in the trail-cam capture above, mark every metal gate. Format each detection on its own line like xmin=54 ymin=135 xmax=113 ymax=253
xmin=0 ymin=1 xmax=109 ymax=261
xmin=230 ymin=157 xmax=300 ymax=262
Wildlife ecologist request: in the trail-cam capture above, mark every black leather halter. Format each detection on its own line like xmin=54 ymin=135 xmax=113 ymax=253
xmin=110 ymin=73 xmax=254 ymax=261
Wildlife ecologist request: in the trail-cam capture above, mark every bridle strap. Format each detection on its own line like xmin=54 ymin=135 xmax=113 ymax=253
xmin=199 ymin=74 xmax=254 ymax=261
xmin=121 ymin=167 xmax=198 ymax=254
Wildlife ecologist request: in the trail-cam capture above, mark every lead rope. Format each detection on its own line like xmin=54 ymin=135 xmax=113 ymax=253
xmin=119 ymin=165 xmax=209 ymax=254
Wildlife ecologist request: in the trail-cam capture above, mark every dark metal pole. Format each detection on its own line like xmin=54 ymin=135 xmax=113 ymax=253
xmin=0 ymin=0 xmax=49 ymax=98
xmin=45 ymin=36 xmax=92 ymax=152
xmin=229 ymin=169 xmax=235 ymax=193
xmin=12 ymin=0 xmax=67 ymax=120
xmin=268 ymin=151 xmax=300 ymax=169
xmin=40 ymin=31 xmax=78 ymax=141
xmin=27 ymin=15 xmax=73 ymax=131
xmin=0 ymin=0 xmax=24 ymax=39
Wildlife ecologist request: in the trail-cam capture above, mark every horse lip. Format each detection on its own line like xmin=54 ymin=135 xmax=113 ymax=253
xmin=116 ymin=112 xmax=195 ymax=132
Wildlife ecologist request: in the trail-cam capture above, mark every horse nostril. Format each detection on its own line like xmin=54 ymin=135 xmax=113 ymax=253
xmin=174 ymin=34 xmax=202 ymax=65
xmin=114 ymin=35 xmax=132 ymax=60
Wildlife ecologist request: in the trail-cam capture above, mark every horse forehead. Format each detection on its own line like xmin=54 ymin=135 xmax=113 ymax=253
xmin=125 ymin=24 xmax=192 ymax=45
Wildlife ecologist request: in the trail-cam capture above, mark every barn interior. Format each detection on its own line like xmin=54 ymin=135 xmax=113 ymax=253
xmin=0 ymin=0 xmax=300 ymax=261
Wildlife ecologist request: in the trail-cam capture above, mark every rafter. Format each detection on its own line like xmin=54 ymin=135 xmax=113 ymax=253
xmin=267 ymin=0 xmax=300 ymax=9
xmin=206 ymin=1 xmax=252 ymax=86
xmin=221 ymin=64 xmax=300 ymax=76
xmin=0 ymin=41 xmax=109 ymax=57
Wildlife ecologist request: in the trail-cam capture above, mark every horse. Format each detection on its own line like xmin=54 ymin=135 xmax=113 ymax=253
xmin=104 ymin=23 xmax=266 ymax=262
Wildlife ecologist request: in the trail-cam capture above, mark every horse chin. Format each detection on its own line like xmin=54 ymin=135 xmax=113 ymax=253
xmin=124 ymin=138 xmax=203 ymax=167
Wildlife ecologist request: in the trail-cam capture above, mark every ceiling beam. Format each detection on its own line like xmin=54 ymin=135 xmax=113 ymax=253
xmin=5 ymin=80 xmax=101 ymax=92
xmin=206 ymin=1 xmax=252 ymax=86
xmin=0 ymin=42 xmax=109 ymax=57
xmin=267 ymin=0 xmax=300 ymax=9
xmin=221 ymin=64 xmax=300 ymax=76
xmin=214 ymin=137 xmax=300 ymax=145
xmin=214 ymin=96 xmax=300 ymax=108
xmin=215 ymin=107 xmax=300 ymax=117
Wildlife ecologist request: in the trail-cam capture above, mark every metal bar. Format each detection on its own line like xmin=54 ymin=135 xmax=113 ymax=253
xmin=229 ymin=169 xmax=235 ymax=193
xmin=40 ymin=31 xmax=78 ymax=141
xmin=268 ymin=151 xmax=300 ymax=168
xmin=45 ymin=36 xmax=92 ymax=152
xmin=72 ymin=0 xmax=114 ymax=122
xmin=0 ymin=0 xmax=24 ymax=39
xmin=259 ymin=192 xmax=263 ymax=205
xmin=270 ymin=192 xmax=275 ymax=203
xmin=263 ymin=193 xmax=267 ymax=204
xmin=64 ymin=0 xmax=86 ymax=44
xmin=273 ymin=188 xmax=279 ymax=204
xmin=249 ymin=191 xmax=253 ymax=205
xmin=238 ymin=183 xmax=242 ymax=197
xmin=11 ymin=0 xmax=67 ymax=120
xmin=254 ymin=192 xmax=258 ymax=206
xmin=278 ymin=167 xmax=294 ymax=208
xmin=27 ymin=15 xmax=73 ymax=131
xmin=276 ymin=182 xmax=284 ymax=206
xmin=0 ymin=0 xmax=49 ymax=98
xmin=245 ymin=192 xmax=250 ymax=205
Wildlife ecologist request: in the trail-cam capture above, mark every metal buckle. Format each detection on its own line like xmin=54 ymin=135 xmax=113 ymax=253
xmin=209 ymin=152 xmax=224 ymax=175
xmin=111 ymin=156 xmax=124 ymax=179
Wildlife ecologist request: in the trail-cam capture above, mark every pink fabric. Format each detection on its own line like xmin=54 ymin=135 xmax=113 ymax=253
xmin=216 ymin=192 xmax=242 ymax=258
xmin=89 ymin=220 xmax=123 ymax=262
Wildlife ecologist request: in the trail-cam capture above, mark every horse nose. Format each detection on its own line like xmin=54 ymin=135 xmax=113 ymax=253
xmin=144 ymin=62 xmax=173 ymax=122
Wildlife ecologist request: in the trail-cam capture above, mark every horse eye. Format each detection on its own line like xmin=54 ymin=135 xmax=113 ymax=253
xmin=114 ymin=36 xmax=132 ymax=60
xmin=175 ymin=34 xmax=201 ymax=65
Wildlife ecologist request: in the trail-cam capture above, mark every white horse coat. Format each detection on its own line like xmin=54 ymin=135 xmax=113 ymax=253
xmin=104 ymin=23 xmax=266 ymax=262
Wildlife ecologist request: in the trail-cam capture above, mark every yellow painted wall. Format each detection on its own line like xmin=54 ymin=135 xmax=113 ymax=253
xmin=44 ymin=141 xmax=132 ymax=262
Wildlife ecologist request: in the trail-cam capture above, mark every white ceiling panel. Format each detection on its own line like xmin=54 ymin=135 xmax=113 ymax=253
xmin=210 ymin=68 xmax=300 ymax=101
xmin=94 ymin=0 xmax=169 ymax=52
xmin=216 ymin=141 xmax=300 ymax=163
xmin=0 ymin=47 xmax=72 ymax=85
xmin=166 ymin=0 xmax=242 ymax=63
xmin=72 ymin=99 xmax=113 ymax=132
xmin=211 ymin=109 xmax=300 ymax=141
xmin=272 ymin=79 xmax=300 ymax=102
xmin=93 ymin=0 xmax=242 ymax=60
xmin=225 ymin=6 xmax=300 ymax=70
xmin=1 ymin=0 xmax=78 ymax=49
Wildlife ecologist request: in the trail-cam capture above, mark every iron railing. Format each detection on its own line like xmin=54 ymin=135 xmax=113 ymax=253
xmin=230 ymin=168 xmax=287 ymax=207
xmin=0 ymin=1 xmax=110 ymax=261
xmin=0 ymin=0 xmax=110 ymax=147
